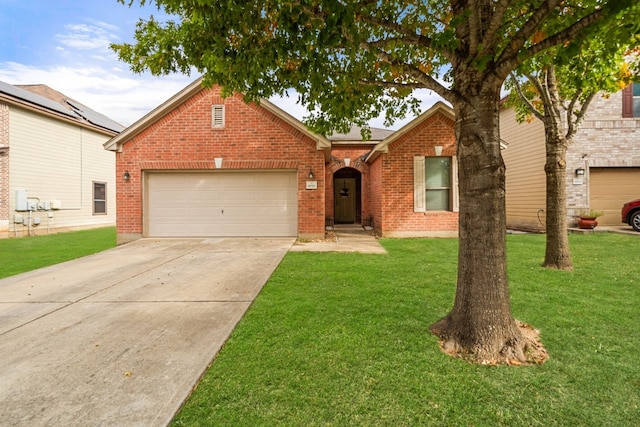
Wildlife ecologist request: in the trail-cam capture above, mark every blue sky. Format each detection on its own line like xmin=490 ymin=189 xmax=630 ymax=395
xmin=0 ymin=0 xmax=439 ymax=128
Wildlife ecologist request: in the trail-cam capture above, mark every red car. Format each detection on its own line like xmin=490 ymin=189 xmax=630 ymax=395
xmin=621 ymin=199 xmax=640 ymax=232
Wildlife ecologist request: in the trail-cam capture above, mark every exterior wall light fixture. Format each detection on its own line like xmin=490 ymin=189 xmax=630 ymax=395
xmin=123 ymin=170 xmax=131 ymax=181
xmin=575 ymin=167 xmax=586 ymax=176
xmin=308 ymin=169 xmax=314 ymax=179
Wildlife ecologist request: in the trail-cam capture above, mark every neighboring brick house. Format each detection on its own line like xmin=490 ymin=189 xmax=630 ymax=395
xmin=500 ymin=84 xmax=640 ymax=231
xmin=0 ymin=80 xmax=123 ymax=238
xmin=105 ymin=78 xmax=458 ymax=244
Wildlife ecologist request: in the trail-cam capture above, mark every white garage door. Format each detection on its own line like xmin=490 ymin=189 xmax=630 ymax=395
xmin=146 ymin=171 xmax=298 ymax=237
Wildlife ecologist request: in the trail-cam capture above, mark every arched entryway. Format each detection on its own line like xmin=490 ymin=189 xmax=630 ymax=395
xmin=333 ymin=168 xmax=362 ymax=224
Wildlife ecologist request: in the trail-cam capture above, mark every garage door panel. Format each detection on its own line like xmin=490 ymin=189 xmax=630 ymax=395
xmin=259 ymin=189 xmax=292 ymax=200
xmin=153 ymin=207 xmax=189 ymax=217
xmin=256 ymin=206 xmax=290 ymax=216
xmin=224 ymin=190 xmax=258 ymax=203
xmin=190 ymin=198 xmax=223 ymax=210
xmin=147 ymin=172 xmax=297 ymax=237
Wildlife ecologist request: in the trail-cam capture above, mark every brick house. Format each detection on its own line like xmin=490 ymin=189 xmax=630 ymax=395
xmin=500 ymin=84 xmax=640 ymax=231
xmin=105 ymin=78 xmax=458 ymax=244
xmin=1 ymin=80 xmax=123 ymax=238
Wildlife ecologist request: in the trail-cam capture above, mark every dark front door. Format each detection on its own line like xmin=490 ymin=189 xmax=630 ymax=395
xmin=334 ymin=178 xmax=356 ymax=223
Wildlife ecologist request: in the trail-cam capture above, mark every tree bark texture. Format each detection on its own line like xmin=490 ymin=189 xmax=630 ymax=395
xmin=430 ymin=72 xmax=546 ymax=365
xmin=543 ymin=131 xmax=573 ymax=270
xmin=541 ymin=67 xmax=574 ymax=270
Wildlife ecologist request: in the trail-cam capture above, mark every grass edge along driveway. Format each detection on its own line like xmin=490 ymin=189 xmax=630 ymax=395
xmin=172 ymin=233 xmax=639 ymax=427
xmin=0 ymin=227 xmax=116 ymax=279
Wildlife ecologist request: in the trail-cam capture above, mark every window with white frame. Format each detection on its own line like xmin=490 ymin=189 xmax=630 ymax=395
xmin=414 ymin=156 xmax=458 ymax=212
xmin=425 ymin=157 xmax=451 ymax=210
xmin=93 ymin=182 xmax=106 ymax=215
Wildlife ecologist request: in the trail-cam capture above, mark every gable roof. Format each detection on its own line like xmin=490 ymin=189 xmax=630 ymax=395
xmin=0 ymin=80 xmax=123 ymax=135
xmin=104 ymin=77 xmax=331 ymax=160
xmin=365 ymin=101 xmax=455 ymax=162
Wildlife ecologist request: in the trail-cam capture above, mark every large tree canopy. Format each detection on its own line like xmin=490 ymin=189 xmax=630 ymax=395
xmin=116 ymin=0 xmax=636 ymax=132
xmin=114 ymin=0 xmax=639 ymax=365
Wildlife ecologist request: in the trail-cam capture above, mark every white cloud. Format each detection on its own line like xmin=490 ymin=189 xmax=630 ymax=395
xmin=56 ymin=23 xmax=116 ymax=52
xmin=92 ymin=20 xmax=121 ymax=34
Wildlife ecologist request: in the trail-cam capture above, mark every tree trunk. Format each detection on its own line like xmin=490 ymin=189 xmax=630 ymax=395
xmin=541 ymin=67 xmax=574 ymax=270
xmin=543 ymin=129 xmax=573 ymax=270
xmin=430 ymin=73 xmax=547 ymax=365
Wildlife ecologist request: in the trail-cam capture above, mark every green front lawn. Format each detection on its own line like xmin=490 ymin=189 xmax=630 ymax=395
xmin=172 ymin=233 xmax=640 ymax=426
xmin=0 ymin=227 xmax=116 ymax=279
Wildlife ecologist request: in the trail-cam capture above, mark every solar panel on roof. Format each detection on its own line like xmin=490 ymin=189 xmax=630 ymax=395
xmin=0 ymin=80 xmax=76 ymax=119
xmin=0 ymin=80 xmax=124 ymax=133
xmin=65 ymin=100 xmax=124 ymax=132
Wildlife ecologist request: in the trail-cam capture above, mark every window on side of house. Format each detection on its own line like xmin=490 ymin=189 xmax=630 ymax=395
xmin=622 ymin=83 xmax=640 ymax=118
xmin=425 ymin=157 xmax=451 ymax=210
xmin=414 ymin=155 xmax=458 ymax=213
xmin=93 ymin=182 xmax=106 ymax=215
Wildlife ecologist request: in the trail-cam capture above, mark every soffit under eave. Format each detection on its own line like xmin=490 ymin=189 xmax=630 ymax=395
xmin=320 ymin=144 xmax=331 ymax=162
xmin=364 ymin=145 xmax=388 ymax=162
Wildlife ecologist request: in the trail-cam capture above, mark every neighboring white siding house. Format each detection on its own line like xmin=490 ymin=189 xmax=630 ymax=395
xmin=0 ymin=81 xmax=123 ymax=238
xmin=501 ymin=85 xmax=640 ymax=231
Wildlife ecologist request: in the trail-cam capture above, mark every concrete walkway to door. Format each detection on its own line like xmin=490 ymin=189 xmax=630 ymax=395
xmin=0 ymin=237 xmax=293 ymax=427
xmin=290 ymin=224 xmax=387 ymax=254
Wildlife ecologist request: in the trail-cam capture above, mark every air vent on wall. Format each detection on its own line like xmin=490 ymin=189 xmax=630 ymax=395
xmin=212 ymin=105 xmax=225 ymax=128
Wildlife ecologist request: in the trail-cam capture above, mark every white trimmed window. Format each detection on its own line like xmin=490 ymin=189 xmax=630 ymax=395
xmin=93 ymin=182 xmax=107 ymax=215
xmin=212 ymin=105 xmax=225 ymax=128
xmin=414 ymin=156 xmax=458 ymax=212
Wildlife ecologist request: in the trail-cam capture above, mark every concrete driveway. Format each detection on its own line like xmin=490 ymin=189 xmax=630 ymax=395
xmin=0 ymin=237 xmax=294 ymax=426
